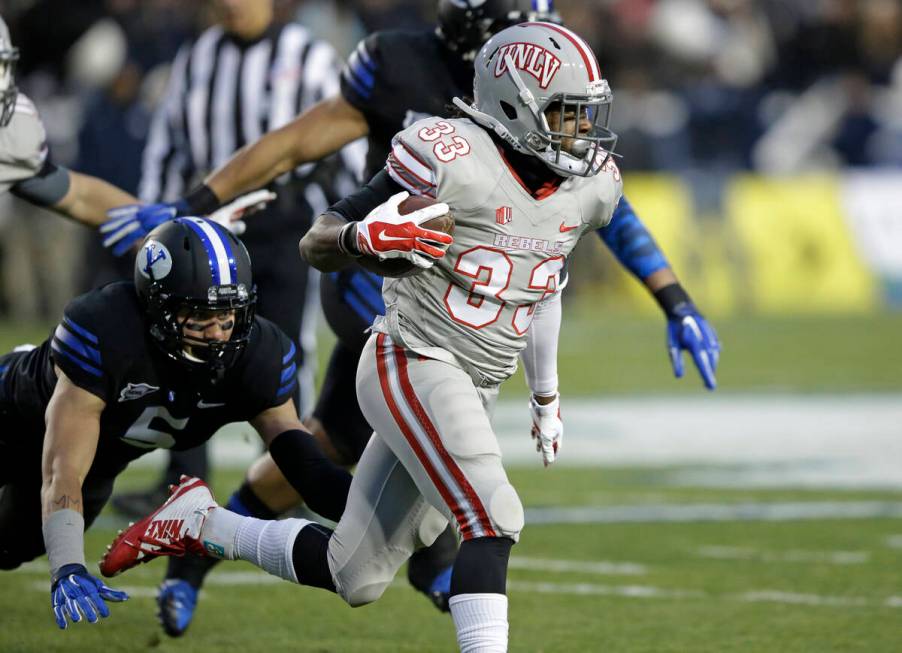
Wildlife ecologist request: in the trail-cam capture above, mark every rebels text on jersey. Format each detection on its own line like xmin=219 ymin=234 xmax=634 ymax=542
xmin=341 ymin=30 xmax=473 ymax=180
xmin=375 ymin=117 xmax=623 ymax=386
xmin=0 ymin=282 xmax=297 ymax=477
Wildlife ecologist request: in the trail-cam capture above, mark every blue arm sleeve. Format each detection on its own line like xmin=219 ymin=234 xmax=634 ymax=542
xmin=596 ymin=195 xmax=670 ymax=280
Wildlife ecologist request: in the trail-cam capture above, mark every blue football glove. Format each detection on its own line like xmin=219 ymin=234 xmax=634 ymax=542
xmin=51 ymin=563 xmax=129 ymax=629
xmin=667 ymin=305 xmax=720 ymax=390
xmin=100 ymin=201 xmax=186 ymax=256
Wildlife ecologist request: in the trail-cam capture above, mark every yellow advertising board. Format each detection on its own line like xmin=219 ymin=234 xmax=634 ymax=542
xmin=726 ymin=176 xmax=877 ymax=314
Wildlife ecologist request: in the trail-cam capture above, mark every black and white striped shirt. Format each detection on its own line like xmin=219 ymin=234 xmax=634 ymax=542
xmin=139 ymin=21 xmax=362 ymax=204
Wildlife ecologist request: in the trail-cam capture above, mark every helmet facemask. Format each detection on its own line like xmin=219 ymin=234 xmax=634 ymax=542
xmin=0 ymin=38 xmax=19 ymax=127
xmin=505 ymin=57 xmax=617 ymax=177
xmin=146 ymin=283 xmax=256 ymax=383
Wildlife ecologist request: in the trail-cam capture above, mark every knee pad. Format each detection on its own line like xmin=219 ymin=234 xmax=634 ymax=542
xmin=486 ymin=483 xmax=524 ymax=542
xmin=340 ymin=579 xmax=391 ymax=608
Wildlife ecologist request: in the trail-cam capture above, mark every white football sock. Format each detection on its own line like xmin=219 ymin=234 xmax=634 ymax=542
xmin=449 ymin=593 xmax=509 ymax=653
xmin=197 ymin=507 xmax=244 ymax=560
xmin=233 ymin=516 xmax=313 ymax=583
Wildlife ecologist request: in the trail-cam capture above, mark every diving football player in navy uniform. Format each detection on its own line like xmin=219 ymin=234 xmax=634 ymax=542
xmin=98 ymin=0 xmax=719 ymax=634
xmin=0 ymin=218 xmax=350 ymax=630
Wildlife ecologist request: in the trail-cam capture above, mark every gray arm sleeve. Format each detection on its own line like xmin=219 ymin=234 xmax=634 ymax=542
xmin=10 ymin=161 xmax=71 ymax=207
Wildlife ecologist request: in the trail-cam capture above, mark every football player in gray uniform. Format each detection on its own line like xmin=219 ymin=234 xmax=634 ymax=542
xmin=0 ymin=15 xmax=139 ymax=225
xmin=102 ymin=23 xmax=718 ymax=652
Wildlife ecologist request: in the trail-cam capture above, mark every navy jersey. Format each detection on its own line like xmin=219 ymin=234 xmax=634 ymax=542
xmin=0 ymin=282 xmax=296 ymax=478
xmin=341 ymin=30 xmax=473 ymax=181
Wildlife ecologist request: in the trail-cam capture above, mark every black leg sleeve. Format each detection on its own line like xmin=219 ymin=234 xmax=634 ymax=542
xmin=449 ymin=536 xmax=514 ymax=597
xmin=291 ymin=522 xmax=336 ymax=592
xmin=162 ymin=444 xmax=209 ymax=487
xmin=268 ymin=429 xmax=352 ymax=522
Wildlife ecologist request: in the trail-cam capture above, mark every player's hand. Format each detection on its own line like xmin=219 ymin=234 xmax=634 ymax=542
xmin=100 ymin=203 xmax=178 ymax=256
xmin=530 ymin=393 xmax=563 ymax=467
xmin=667 ymin=305 xmax=720 ymax=390
xmin=50 ymin=563 xmax=128 ymax=629
xmin=207 ymin=190 xmax=277 ymax=236
xmin=355 ymin=191 xmax=453 ymax=269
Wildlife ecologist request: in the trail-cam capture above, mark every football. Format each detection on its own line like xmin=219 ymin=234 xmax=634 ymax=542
xmin=359 ymin=195 xmax=454 ymax=278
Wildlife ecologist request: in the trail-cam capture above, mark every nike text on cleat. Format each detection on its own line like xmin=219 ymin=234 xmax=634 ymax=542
xmin=559 ymin=222 xmax=579 ymax=232
xmin=99 ymin=476 xmax=218 ymax=577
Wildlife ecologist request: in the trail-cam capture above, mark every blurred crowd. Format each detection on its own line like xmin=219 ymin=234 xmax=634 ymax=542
xmin=0 ymin=0 xmax=901 ymax=320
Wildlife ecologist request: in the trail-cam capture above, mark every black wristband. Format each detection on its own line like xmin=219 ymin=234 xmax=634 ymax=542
xmin=268 ymin=429 xmax=352 ymax=521
xmin=51 ymin=563 xmax=88 ymax=588
xmin=653 ymin=283 xmax=694 ymax=319
xmin=182 ymin=184 xmax=222 ymax=217
xmin=337 ymin=220 xmax=363 ymax=258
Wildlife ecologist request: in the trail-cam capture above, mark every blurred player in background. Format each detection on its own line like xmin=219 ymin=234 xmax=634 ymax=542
xmin=102 ymin=0 xmax=363 ymax=561
xmin=0 ymin=15 xmax=139 ymax=227
xmin=0 ymin=218 xmax=351 ymax=631
xmin=103 ymin=21 xmax=719 ymax=652
xmin=99 ymin=0 xmax=720 ymax=636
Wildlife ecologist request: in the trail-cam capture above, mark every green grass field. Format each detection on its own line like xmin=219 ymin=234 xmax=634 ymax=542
xmin=2 ymin=312 xmax=901 ymax=651
xmin=3 ymin=467 xmax=901 ymax=652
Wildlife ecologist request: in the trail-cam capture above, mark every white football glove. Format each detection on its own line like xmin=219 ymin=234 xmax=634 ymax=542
xmin=530 ymin=393 xmax=563 ymax=467
xmin=207 ymin=189 xmax=277 ymax=235
xmin=354 ymin=191 xmax=453 ymax=269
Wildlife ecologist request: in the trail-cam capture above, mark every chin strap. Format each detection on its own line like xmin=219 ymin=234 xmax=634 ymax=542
xmin=452 ymin=97 xmax=524 ymax=152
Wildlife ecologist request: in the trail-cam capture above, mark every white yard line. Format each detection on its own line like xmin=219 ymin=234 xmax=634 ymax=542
xmin=739 ymin=590 xmax=869 ymax=608
xmin=25 ymin=565 xmax=901 ymax=610
xmin=885 ymin=535 xmax=902 ymax=549
xmin=507 ymin=580 xmax=702 ymax=600
xmin=125 ymin=394 xmax=902 ymax=488
xmin=508 ymin=557 xmax=646 ymax=576
xmin=525 ymin=501 xmax=902 ymax=524
xmin=696 ymin=546 xmax=870 ymax=565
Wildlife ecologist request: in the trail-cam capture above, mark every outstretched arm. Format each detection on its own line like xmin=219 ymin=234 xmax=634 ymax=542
xmin=42 ymin=368 xmax=128 ymax=629
xmin=598 ymin=196 xmax=720 ymax=389
xmin=52 ymin=171 xmax=138 ymax=227
xmin=204 ymin=94 xmax=369 ymax=206
xmin=251 ymin=400 xmax=352 ymax=523
xmin=10 ymin=164 xmax=138 ymax=228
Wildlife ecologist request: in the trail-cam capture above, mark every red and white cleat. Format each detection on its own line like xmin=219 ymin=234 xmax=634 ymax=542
xmin=99 ymin=476 xmax=218 ymax=577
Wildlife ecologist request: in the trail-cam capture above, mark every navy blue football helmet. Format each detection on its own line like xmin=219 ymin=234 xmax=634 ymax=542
xmin=135 ymin=218 xmax=256 ymax=380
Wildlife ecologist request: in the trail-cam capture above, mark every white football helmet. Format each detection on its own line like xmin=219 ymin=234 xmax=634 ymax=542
xmin=0 ymin=15 xmax=19 ymax=127
xmin=453 ymin=22 xmax=617 ymax=177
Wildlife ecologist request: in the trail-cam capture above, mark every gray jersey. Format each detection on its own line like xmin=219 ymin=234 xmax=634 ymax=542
xmin=375 ymin=117 xmax=622 ymax=386
xmin=0 ymin=94 xmax=48 ymax=194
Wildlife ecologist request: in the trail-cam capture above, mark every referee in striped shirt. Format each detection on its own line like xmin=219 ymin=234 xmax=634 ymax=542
xmin=113 ymin=0 xmax=363 ymax=513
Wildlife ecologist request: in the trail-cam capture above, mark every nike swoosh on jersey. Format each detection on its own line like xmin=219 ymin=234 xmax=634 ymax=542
xmin=197 ymin=400 xmax=227 ymax=409
xmin=559 ymin=222 xmax=579 ymax=233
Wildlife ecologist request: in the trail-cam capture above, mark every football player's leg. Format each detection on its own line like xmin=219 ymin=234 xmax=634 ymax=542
xmin=158 ymin=455 xmax=297 ymax=637
xmin=184 ymin=431 xmax=431 ymax=609
xmin=325 ymin=432 xmax=445 ymax=606
xmin=358 ymin=334 xmax=522 ymax=651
